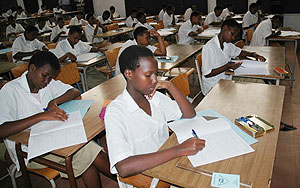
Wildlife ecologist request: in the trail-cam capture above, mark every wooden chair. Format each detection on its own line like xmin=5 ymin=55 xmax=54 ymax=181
xmin=194 ymin=53 xmax=205 ymax=95
xmin=6 ymin=52 xmax=13 ymax=62
xmin=47 ymin=43 xmax=58 ymax=49
xmin=234 ymin=40 xmax=245 ymax=49
xmin=10 ymin=63 xmax=29 ymax=78
xmin=246 ymin=28 xmax=253 ymax=44
xmin=96 ymin=47 xmax=121 ymax=79
xmin=112 ymin=20 xmax=121 ymax=23
xmin=153 ymin=41 xmax=169 ymax=48
xmin=119 ymin=174 xmax=170 ymax=188
xmin=154 ymin=21 xmax=164 ymax=30
xmin=106 ymin=23 xmax=119 ymax=31
xmin=170 ymin=73 xmax=190 ymax=97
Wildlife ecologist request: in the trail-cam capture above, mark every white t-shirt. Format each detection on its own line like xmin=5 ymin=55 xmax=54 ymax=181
xmin=6 ymin=24 xmax=25 ymax=41
xmin=0 ymin=71 xmax=72 ymax=170
xmin=38 ymin=8 xmax=47 ymax=15
xmin=163 ymin=13 xmax=178 ymax=27
xmin=96 ymin=16 xmax=112 ymax=25
xmin=242 ymin=11 xmax=258 ymax=28
xmin=16 ymin=12 xmax=27 ymax=19
xmin=112 ymin=12 xmax=119 ymax=18
xmin=105 ymin=89 xmax=182 ymax=188
xmin=204 ymin=11 xmax=222 ymax=25
xmin=250 ymin=19 xmax=272 ymax=46
xmin=50 ymin=25 xmax=68 ymax=42
xmin=184 ymin=8 xmax=193 ymax=21
xmin=54 ymin=38 xmax=92 ymax=58
xmin=178 ymin=20 xmax=202 ymax=45
xmin=220 ymin=8 xmax=233 ymax=20
xmin=125 ymin=16 xmax=137 ymax=27
xmin=158 ymin=9 xmax=165 ymax=21
xmin=53 ymin=8 xmax=65 ymax=14
xmin=35 ymin=24 xmax=52 ymax=33
xmin=12 ymin=34 xmax=46 ymax=63
xmin=115 ymin=40 xmax=157 ymax=75
xmin=84 ymin=24 xmax=104 ymax=43
xmin=201 ymin=36 xmax=241 ymax=95
xmin=69 ymin=16 xmax=88 ymax=26
xmin=134 ymin=21 xmax=154 ymax=30
xmin=46 ymin=20 xmax=56 ymax=28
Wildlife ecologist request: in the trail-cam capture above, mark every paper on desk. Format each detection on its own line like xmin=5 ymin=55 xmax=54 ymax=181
xmin=155 ymin=56 xmax=179 ymax=63
xmin=168 ymin=116 xmax=254 ymax=167
xmin=211 ymin=172 xmax=240 ymax=188
xmin=232 ymin=60 xmax=269 ymax=76
xmin=198 ymin=28 xmax=221 ymax=37
xmin=0 ymin=48 xmax=12 ymax=55
xmin=159 ymin=28 xmax=177 ymax=32
xmin=27 ymin=111 xmax=87 ymax=160
xmin=279 ymin=31 xmax=300 ymax=37
xmin=157 ymin=30 xmax=174 ymax=37
xmin=59 ymin=100 xmax=94 ymax=119
xmin=232 ymin=15 xmax=243 ymax=19
xmin=76 ymin=52 xmax=103 ymax=62
xmin=22 ymin=56 xmax=32 ymax=61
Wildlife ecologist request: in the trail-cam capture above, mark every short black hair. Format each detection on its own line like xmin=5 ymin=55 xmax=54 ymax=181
xmin=272 ymin=15 xmax=283 ymax=23
xmin=25 ymin=25 xmax=38 ymax=33
xmin=191 ymin=11 xmax=201 ymax=18
xmin=77 ymin=12 xmax=84 ymax=16
xmin=133 ymin=26 xmax=148 ymax=40
xmin=221 ymin=18 xmax=239 ymax=30
xmin=86 ymin=13 xmax=93 ymax=21
xmin=8 ymin=16 xmax=15 ymax=21
xmin=162 ymin=4 xmax=167 ymax=9
xmin=110 ymin=6 xmax=115 ymax=11
xmin=136 ymin=12 xmax=145 ymax=20
xmin=69 ymin=25 xmax=82 ymax=35
xmin=119 ymin=45 xmax=154 ymax=75
xmin=103 ymin=10 xmax=110 ymax=16
xmin=214 ymin=5 xmax=223 ymax=11
xmin=29 ymin=51 xmax=60 ymax=71
xmin=249 ymin=3 xmax=258 ymax=9
xmin=130 ymin=8 xmax=138 ymax=15
xmin=57 ymin=17 xmax=64 ymax=22
xmin=166 ymin=5 xmax=174 ymax=12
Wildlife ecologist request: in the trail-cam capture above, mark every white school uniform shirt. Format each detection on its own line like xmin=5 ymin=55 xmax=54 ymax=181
xmin=54 ymin=38 xmax=92 ymax=58
xmin=112 ymin=12 xmax=119 ymax=18
xmin=0 ymin=71 xmax=72 ymax=171
xmin=204 ymin=11 xmax=222 ymax=25
xmin=38 ymin=8 xmax=47 ymax=15
xmin=178 ymin=20 xmax=202 ymax=45
xmin=105 ymin=89 xmax=182 ymax=188
xmin=12 ymin=34 xmax=46 ymax=63
xmin=16 ymin=12 xmax=27 ymax=19
xmin=2 ymin=9 xmax=13 ymax=17
xmin=201 ymin=36 xmax=241 ymax=95
xmin=114 ymin=40 xmax=157 ymax=75
xmin=69 ymin=16 xmax=88 ymax=26
xmin=220 ymin=8 xmax=233 ymax=20
xmin=50 ymin=25 xmax=68 ymax=42
xmin=242 ymin=11 xmax=258 ymax=28
xmin=158 ymin=9 xmax=165 ymax=21
xmin=6 ymin=24 xmax=25 ymax=41
xmin=46 ymin=20 xmax=56 ymax=28
xmin=184 ymin=8 xmax=193 ymax=21
xmin=134 ymin=21 xmax=154 ymax=30
xmin=163 ymin=13 xmax=178 ymax=27
xmin=35 ymin=24 xmax=52 ymax=33
xmin=96 ymin=16 xmax=112 ymax=25
xmin=250 ymin=19 xmax=272 ymax=46
xmin=84 ymin=24 xmax=104 ymax=43
xmin=125 ymin=16 xmax=137 ymax=27
xmin=53 ymin=8 xmax=65 ymax=14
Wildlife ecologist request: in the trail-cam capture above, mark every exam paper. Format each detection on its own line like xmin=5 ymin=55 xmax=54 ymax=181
xmin=279 ymin=31 xmax=300 ymax=37
xmin=76 ymin=52 xmax=103 ymax=62
xmin=157 ymin=30 xmax=174 ymax=37
xmin=198 ymin=28 xmax=221 ymax=37
xmin=211 ymin=172 xmax=240 ymax=188
xmin=59 ymin=100 xmax=94 ymax=118
xmin=232 ymin=60 xmax=269 ymax=76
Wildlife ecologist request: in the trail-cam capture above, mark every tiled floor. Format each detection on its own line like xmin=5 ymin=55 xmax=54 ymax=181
xmin=1 ymin=42 xmax=300 ymax=187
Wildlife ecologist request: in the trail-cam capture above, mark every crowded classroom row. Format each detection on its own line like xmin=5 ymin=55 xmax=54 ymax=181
xmin=0 ymin=0 xmax=299 ymax=187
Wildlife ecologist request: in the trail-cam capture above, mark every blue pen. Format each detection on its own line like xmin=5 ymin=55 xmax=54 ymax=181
xmin=192 ymin=129 xmax=199 ymax=139
xmin=43 ymin=108 xmax=49 ymax=111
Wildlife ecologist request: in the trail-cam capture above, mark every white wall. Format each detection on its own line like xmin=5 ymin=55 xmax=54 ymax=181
xmin=93 ymin=0 xmax=126 ymax=17
xmin=284 ymin=14 xmax=300 ymax=31
xmin=16 ymin=0 xmax=25 ymax=9
xmin=207 ymin=0 xmax=216 ymax=13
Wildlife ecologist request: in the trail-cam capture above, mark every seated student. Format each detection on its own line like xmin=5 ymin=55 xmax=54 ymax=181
xmin=178 ymin=11 xmax=203 ymax=45
xmin=96 ymin=10 xmax=112 ymax=25
xmin=220 ymin=4 xmax=234 ymax=20
xmin=105 ymin=45 xmax=205 ymax=187
xmin=163 ymin=5 xmax=178 ymax=27
xmin=201 ymin=19 xmax=265 ymax=95
xmin=110 ymin=6 xmax=120 ymax=19
xmin=158 ymin=4 xmax=167 ymax=21
xmin=204 ymin=5 xmax=223 ymax=26
xmin=35 ymin=18 xmax=52 ymax=35
xmin=54 ymin=26 xmax=102 ymax=62
xmin=134 ymin=12 xmax=154 ymax=30
xmin=53 ymin=4 xmax=65 ymax=14
xmin=250 ymin=15 xmax=282 ymax=46
xmin=0 ymin=51 xmax=116 ymax=188
xmin=85 ymin=14 xmax=107 ymax=44
xmin=126 ymin=8 xmax=138 ymax=27
xmin=115 ymin=26 xmax=166 ymax=75
xmin=183 ymin=4 xmax=197 ymax=21
xmin=46 ymin=15 xmax=56 ymax=28
xmin=242 ymin=3 xmax=259 ymax=32
xmin=256 ymin=0 xmax=265 ymax=21
xmin=6 ymin=16 xmax=25 ymax=41
xmin=51 ymin=17 xmax=68 ymax=42
xmin=2 ymin=8 xmax=14 ymax=18
xmin=38 ymin=4 xmax=49 ymax=15
xmin=15 ymin=6 xmax=27 ymax=19
xmin=12 ymin=25 xmax=48 ymax=63
xmin=69 ymin=12 xmax=88 ymax=26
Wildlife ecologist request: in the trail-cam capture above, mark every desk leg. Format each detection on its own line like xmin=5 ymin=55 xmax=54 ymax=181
xmin=65 ymin=156 xmax=77 ymax=188
xmin=291 ymin=40 xmax=298 ymax=87
xmin=83 ymin=67 xmax=88 ymax=91
xmin=16 ymin=143 xmax=32 ymax=188
xmin=276 ymin=79 xmax=280 ymax=86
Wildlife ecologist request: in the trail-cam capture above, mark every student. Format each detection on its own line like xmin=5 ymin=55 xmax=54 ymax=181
xmin=54 ymin=26 xmax=102 ymax=62
xmin=6 ymin=16 xmax=25 ymax=41
xmin=96 ymin=10 xmax=112 ymax=25
xmin=126 ymin=8 xmax=138 ymax=27
xmin=204 ymin=5 xmax=223 ymax=26
xmin=163 ymin=5 xmax=178 ymax=27
xmin=12 ymin=25 xmax=48 ymax=63
xmin=250 ymin=15 xmax=282 ymax=46
xmin=0 ymin=51 xmax=116 ymax=188
xmin=178 ymin=11 xmax=203 ymax=45
xmin=256 ymin=0 xmax=264 ymax=21
xmin=38 ymin=4 xmax=49 ymax=15
xmin=183 ymin=4 xmax=197 ymax=21
xmin=36 ymin=18 xmax=52 ymax=35
xmin=2 ymin=8 xmax=14 ymax=18
xmin=85 ymin=14 xmax=106 ymax=44
xmin=46 ymin=15 xmax=56 ymax=28
xmin=53 ymin=4 xmax=65 ymax=14
xmin=105 ymin=45 xmax=205 ymax=187
xmin=15 ymin=6 xmax=27 ymax=19
xmin=201 ymin=19 xmax=265 ymax=95
xmin=220 ymin=4 xmax=234 ymax=20
xmin=50 ymin=17 xmax=68 ymax=42
xmin=158 ymin=4 xmax=167 ymax=21
xmin=69 ymin=12 xmax=88 ymax=26
xmin=115 ymin=26 xmax=166 ymax=75
xmin=110 ymin=6 xmax=120 ymax=19
xmin=134 ymin=12 xmax=154 ymax=30
xmin=242 ymin=3 xmax=259 ymax=31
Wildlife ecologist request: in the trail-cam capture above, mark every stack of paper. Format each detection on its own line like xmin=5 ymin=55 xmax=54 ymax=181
xmin=76 ymin=52 xmax=103 ymax=62
xmin=232 ymin=60 xmax=270 ymax=76
xmin=198 ymin=28 xmax=221 ymax=37
xmin=279 ymin=31 xmax=300 ymax=37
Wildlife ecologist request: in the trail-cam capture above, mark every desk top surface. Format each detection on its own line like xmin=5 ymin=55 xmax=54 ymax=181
xmin=94 ymin=27 xmax=134 ymax=38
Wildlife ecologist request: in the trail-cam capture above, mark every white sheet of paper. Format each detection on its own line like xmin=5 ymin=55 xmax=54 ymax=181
xmin=157 ymin=30 xmax=174 ymax=36
xmin=279 ymin=31 xmax=300 ymax=37
xmin=168 ymin=116 xmax=254 ymax=167
xmin=232 ymin=60 xmax=270 ymax=76
xmin=76 ymin=52 xmax=103 ymax=62
xmin=27 ymin=111 xmax=87 ymax=160
xmin=198 ymin=28 xmax=221 ymax=37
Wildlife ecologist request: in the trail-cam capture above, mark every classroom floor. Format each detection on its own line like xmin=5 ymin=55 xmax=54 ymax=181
xmin=0 ymin=42 xmax=300 ymax=187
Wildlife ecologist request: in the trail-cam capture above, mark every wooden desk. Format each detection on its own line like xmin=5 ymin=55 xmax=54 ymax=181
xmin=143 ymin=80 xmax=285 ymax=188
xmin=157 ymin=27 xmax=178 ymax=38
xmin=94 ymin=27 xmax=134 ymax=41
xmin=7 ymin=74 xmax=126 ymax=188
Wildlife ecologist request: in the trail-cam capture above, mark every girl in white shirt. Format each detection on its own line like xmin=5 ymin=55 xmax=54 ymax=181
xmin=110 ymin=6 xmax=120 ymax=19
xmin=134 ymin=12 xmax=154 ymax=30
xmin=6 ymin=16 xmax=25 ymax=41
xmin=50 ymin=17 xmax=68 ymax=42
xmin=126 ymin=9 xmax=138 ymax=27
xmin=36 ymin=19 xmax=52 ymax=35
xmin=46 ymin=16 xmax=56 ymax=28
xmin=158 ymin=5 xmax=167 ymax=21
xmin=163 ymin=5 xmax=178 ymax=27
xmin=204 ymin=6 xmax=223 ymax=26
xmin=84 ymin=14 xmax=107 ymax=44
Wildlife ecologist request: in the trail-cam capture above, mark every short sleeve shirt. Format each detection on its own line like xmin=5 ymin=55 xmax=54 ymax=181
xmin=242 ymin=11 xmax=258 ymax=28
xmin=204 ymin=11 xmax=222 ymax=25
xmin=178 ymin=20 xmax=202 ymax=45
xmin=50 ymin=25 xmax=69 ymax=42
xmin=250 ymin=19 xmax=272 ymax=46
xmin=163 ymin=13 xmax=178 ymax=27
xmin=84 ymin=24 xmax=104 ymax=43
xmin=54 ymin=38 xmax=92 ymax=58
xmin=134 ymin=22 xmax=154 ymax=30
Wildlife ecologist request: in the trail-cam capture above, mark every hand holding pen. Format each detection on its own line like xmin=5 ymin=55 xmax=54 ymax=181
xmin=42 ymin=107 xmax=68 ymax=122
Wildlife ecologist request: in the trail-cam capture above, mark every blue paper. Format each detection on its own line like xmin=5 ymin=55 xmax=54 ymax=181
xmin=0 ymin=48 xmax=12 ymax=55
xmin=59 ymin=100 xmax=94 ymax=119
xmin=211 ymin=172 xmax=240 ymax=188
xmin=155 ymin=56 xmax=179 ymax=63
xmin=196 ymin=109 xmax=258 ymax=145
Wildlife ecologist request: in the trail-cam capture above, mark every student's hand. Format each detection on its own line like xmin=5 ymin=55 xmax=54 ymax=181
xmin=177 ymin=137 xmax=206 ymax=156
xmin=256 ymin=55 xmax=266 ymax=62
xmin=149 ymin=30 xmax=161 ymax=37
xmin=145 ymin=81 xmax=171 ymax=100
xmin=226 ymin=62 xmax=242 ymax=70
xmin=60 ymin=31 xmax=66 ymax=35
xmin=67 ymin=52 xmax=77 ymax=62
xmin=47 ymin=100 xmax=60 ymax=111
xmin=42 ymin=108 xmax=68 ymax=121
xmin=197 ymin=28 xmax=204 ymax=33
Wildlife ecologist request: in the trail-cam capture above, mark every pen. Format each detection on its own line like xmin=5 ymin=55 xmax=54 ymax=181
xmin=192 ymin=129 xmax=199 ymax=139
xmin=43 ymin=108 xmax=49 ymax=111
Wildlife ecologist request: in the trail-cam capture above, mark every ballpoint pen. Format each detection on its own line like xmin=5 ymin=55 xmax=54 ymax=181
xmin=192 ymin=129 xmax=199 ymax=139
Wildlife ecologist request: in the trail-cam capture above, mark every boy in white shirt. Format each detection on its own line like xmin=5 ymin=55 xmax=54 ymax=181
xmin=51 ymin=17 xmax=68 ymax=42
xmin=183 ymin=4 xmax=197 ymax=21
xmin=220 ymin=4 xmax=234 ymax=20
xmin=69 ymin=12 xmax=88 ymax=26
xmin=201 ymin=19 xmax=265 ymax=95
xmin=126 ymin=9 xmax=138 ymax=27
xmin=96 ymin=10 xmax=112 ymax=25
xmin=105 ymin=45 xmax=205 ymax=187
xmin=178 ymin=11 xmax=203 ymax=45
xmin=110 ymin=6 xmax=120 ymax=19
xmin=250 ymin=15 xmax=282 ymax=46
xmin=115 ymin=26 xmax=166 ymax=75
xmin=134 ymin=12 xmax=154 ymax=30
xmin=158 ymin=4 xmax=167 ymax=21
xmin=15 ymin=6 xmax=27 ymax=19
xmin=12 ymin=25 xmax=48 ymax=63
xmin=38 ymin=4 xmax=49 ymax=15
xmin=163 ymin=5 xmax=178 ymax=27
xmin=46 ymin=15 xmax=56 ymax=28
xmin=204 ymin=5 xmax=223 ymax=26
xmin=242 ymin=3 xmax=259 ymax=31
xmin=53 ymin=4 xmax=65 ymax=14
xmin=6 ymin=16 xmax=25 ymax=41
xmin=85 ymin=14 xmax=107 ymax=44
xmin=36 ymin=18 xmax=52 ymax=35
